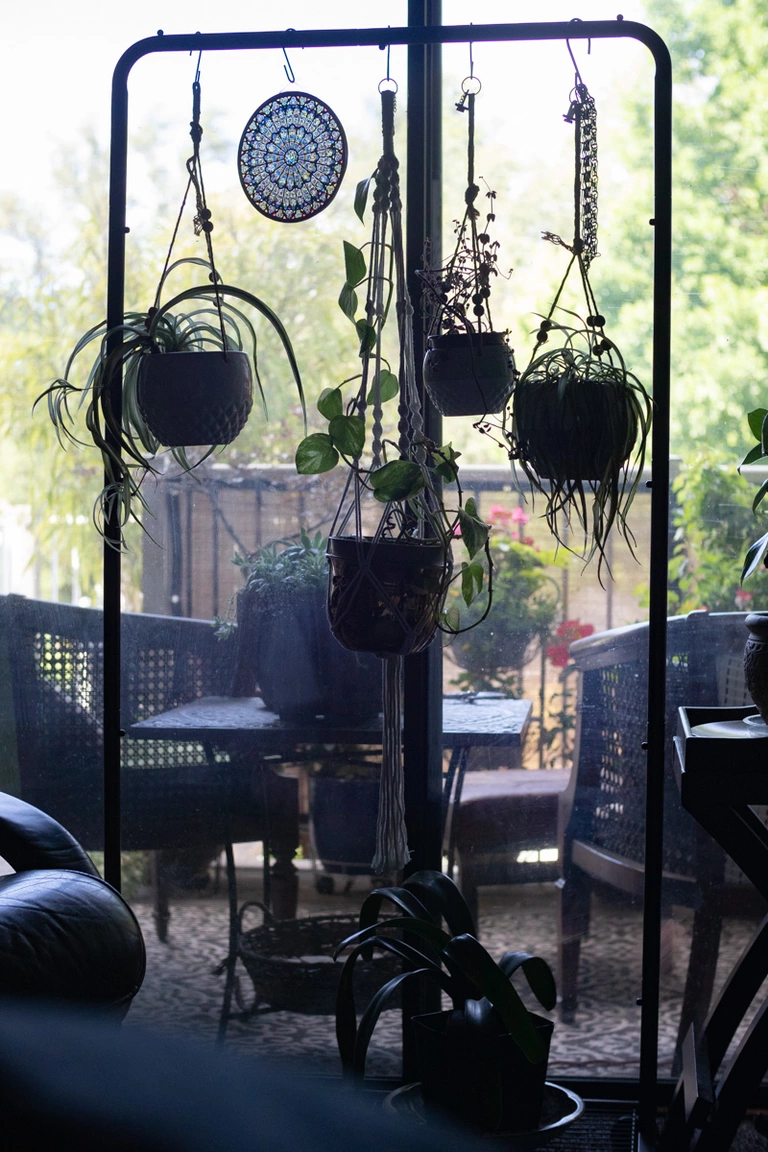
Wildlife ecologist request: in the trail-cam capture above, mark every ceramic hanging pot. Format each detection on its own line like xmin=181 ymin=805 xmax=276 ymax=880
xmin=137 ymin=349 xmax=253 ymax=448
xmin=423 ymin=332 xmax=514 ymax=417
xmin=326 ymin=536 xmax=451 ymax=657
xmin=744 ymin=612 xmax=768 ymax=722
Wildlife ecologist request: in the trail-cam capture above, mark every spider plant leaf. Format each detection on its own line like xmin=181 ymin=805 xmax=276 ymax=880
xmin=498 ymin=951 xmax=557 ymax=1012
xmin=343 ymin=241 xmax=367 ymax=289
xmin=751 ymin=478 xmax=768 ymax=515
xmin=443 ymin=934 xmax=546 ymax=1063
xmin=741 ymin=443 xmax=767 ymax=468
xmin=354 ymin=175 xmax=373 ymax=223
xmin=742 ymin=532 xmax=768 ymax=583
xmin=317 ymin=387 xmax=343 ymax=420
xmin=328 ymin=414 xmax=365 ymax=459
xmin=402 ymin=870 xmax=476 ymax=936
xmin=295 ymin=433 xmax=339 ymax=475
xmin=369 ymin=460 xmax=424 ymax=503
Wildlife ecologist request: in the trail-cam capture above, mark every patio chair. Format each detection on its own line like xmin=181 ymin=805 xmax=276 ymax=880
xmin=558 ymin=609 xmax=765 ymax=1063
xmin=0 ymin=790 xmax=145 ymax=1014
xmin=0 ymin=594 xmax=299 ymax=940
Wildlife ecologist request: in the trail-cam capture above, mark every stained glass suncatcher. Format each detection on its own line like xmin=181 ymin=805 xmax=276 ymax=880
xmin=238 ymin=91 xmax=347 ymax=222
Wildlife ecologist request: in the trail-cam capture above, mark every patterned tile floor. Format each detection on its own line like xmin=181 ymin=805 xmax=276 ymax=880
xmin=124 ymin=867 xmax=763 ymax=1087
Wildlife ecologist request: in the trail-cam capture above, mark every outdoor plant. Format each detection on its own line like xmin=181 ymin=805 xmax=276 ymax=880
xmin=740 ymin=409 xmax=768 ymax=585
xmin=447 ymin=504 xmax=562 ymax=696
xmin=36 ymin=76 xmax=304 ymax=549
xmin=334 ymin=868 xmax=557 ymax=1133
xmin=417 ymin=77 xmax=515 ymax=418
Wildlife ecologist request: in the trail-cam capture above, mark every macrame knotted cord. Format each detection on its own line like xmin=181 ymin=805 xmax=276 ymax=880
xmin=372 ymin=654 xmax=409 ymax=873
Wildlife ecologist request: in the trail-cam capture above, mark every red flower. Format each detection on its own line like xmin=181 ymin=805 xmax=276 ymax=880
xmin=547 ymin=619 xmax=595 ymax=666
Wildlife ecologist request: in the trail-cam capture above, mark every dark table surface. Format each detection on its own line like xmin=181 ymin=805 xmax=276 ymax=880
xmin=130 ymin=692 xmax=533 ymax=754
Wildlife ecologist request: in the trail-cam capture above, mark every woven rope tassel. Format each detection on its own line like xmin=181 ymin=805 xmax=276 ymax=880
xmin=372 ymin=655 xmax=410 ymax=874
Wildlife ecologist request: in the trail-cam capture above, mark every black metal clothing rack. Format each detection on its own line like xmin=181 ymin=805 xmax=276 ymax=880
xmin=103 ymin=12 xmax=671 ymax=1142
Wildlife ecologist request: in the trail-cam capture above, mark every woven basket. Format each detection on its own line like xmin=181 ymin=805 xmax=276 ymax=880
xmin=238 ymin=908 xmax=400 ymax=1015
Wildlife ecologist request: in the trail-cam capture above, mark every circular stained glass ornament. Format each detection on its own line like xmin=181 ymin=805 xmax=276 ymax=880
xmin=238 ymin=91 xmax=348 ymax=223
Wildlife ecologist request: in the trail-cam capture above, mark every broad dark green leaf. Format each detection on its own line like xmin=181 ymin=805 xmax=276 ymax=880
xmin=329 ymin=414 xmax=365 ymax=458
xmin=403 ymin=871 xmax=476 ymax=936
xmin=367 ymin=369 xmax=399 ymax=405
xmin=432 ymin=443 xmax=461 ymax=483
xmin=498 ymin=951 xmax=557 ymax=1012
xmin=461 ymin=560 xmax=485 ymax=606
xmin=295 ymin=433 xmax=339 ymax=475
xmin=741 ymin=443 xmax=767 ymax=467
xmin=457 ymin=505 xmax=489 ymax=559
xmin=338 ymin=282 xmax=358 ymax=324
xmin=444 ymin=935 xmax=546 ymax=1063
xmin=369 ymin=460 xmax=424 ymax=503
xmin=343 ymin=241 xmax=367 ymax=288
xmin=317 ymin=386 xmax=343 ymax=420
xmin=748 ymin=408 xmax=768 ymax=440
xmin=354 ymin=175 xmax=373 ymax=222
xmin=356 ymin=318 xmax=377 ymax=355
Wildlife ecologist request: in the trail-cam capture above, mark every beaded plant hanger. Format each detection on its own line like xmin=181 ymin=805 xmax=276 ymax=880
xmin=500 ymin=44 xmax=652 ymax=582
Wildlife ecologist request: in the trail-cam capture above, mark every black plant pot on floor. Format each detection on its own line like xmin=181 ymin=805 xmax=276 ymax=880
xmin=423 ymin=332 xmax=515 ymax=418
xmin=326 ymin=536 xmax=450 ymax=657
xmin=413 ymin=1008 xmax=554 ymax=1134
xmin=233 ymin=587 xmax=381 ymax=722
xmin=137 ymin=349 xmax=253 ymax=447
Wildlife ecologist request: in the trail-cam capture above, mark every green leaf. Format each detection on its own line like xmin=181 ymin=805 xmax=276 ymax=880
xmin=742 ymin=532 xmax=768 ymax=583
xmin=317 ymin=387 xmax=343 ymax=420
xmin=457 ymin=505 xmax=489 ymax=559
xmin=461 ymin=560 xmax=485 ymax=606
xmin=369 ymin=460 xmax=425 ymax=503
xmin=343 ymin=241 xmax=367 ymax=288
xmin=402 ymin=871 xmax=476 ymax=936
xmin=748 ymin=408 xmax=768 ymax=441
xmin=441 ymin=604 xmax=461 ymax=631
xmin=741 ymin=443 xmax=767 ymax=467
xmin=354 ymin=176 xmax=373 ymax=222
xmin=328 ymin=414 xmax=365 ymax=458
xmin=498 ymin=952 xmax=557 ymax=1012
xmin=338 ymin=282 xmax=359 ymax=324
xmin=432 ymin=443 xmax=461 ymax=483
xmin=752 ymin=477 xmax=768 ymax=515
xmin=356 ymin=319 xmax=377 ymax=355
xmin=295 ymin=433 xmax=339 ymax=475
xmin=367 ymin=369 xmax=399 ymax=404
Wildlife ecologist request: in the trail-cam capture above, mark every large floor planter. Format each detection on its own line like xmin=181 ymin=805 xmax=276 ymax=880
xmin=233 ymin=587 xmax=381 ymax=721
xmin=513 ymin=373 xmax=639 ymax=483
xmin=137 ymin=349 xmax=253 ymax=447
xmin=310 ymin=776 xmax=379 ymax=878
xmin=326 ymin=536 xmax=450 ymax=657
xmin=423 ymin=332 xmax=514 ymax=417
xmin=413 ymin=1008 xmax=554 ymax=1133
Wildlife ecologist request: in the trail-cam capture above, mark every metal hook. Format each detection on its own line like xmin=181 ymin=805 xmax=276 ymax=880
xmin=282 ymin=46 xmax=296 ymax=84
xmin=190 ymin=35 xmax=202 ymax=85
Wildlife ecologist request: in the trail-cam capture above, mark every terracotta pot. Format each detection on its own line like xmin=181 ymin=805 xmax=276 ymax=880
xmin=423 ymin=332 xmax=514 ymax=417
xmin=744 ymin=612 xmax=768 ymax=722
xmin=513 ymin=373 xmax=639 ymax=482
xmin=326 ymin=536 xmax=450 ymax=657
xmin=413 ymin=1008 xmax=553 ymax=1133
xmin=137 ymin=350 xmax=253 ymax=447
xmin=232 ymin=587 xmax=381 ymax=721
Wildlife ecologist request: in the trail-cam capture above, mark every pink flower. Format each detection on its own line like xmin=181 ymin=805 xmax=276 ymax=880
xmin=735 ymin=588 xmax=753 ymax=608
xmin=510 ymin=506 xmax=530 ymax=524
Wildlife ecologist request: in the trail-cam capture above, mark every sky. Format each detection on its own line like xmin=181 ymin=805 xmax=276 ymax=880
xmin=1 ymin=0 xmax=652 ymax=215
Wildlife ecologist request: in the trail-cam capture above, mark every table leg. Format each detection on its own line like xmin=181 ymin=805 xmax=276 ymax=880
xmin=217 ymin=841 xmax=239 ymax=1043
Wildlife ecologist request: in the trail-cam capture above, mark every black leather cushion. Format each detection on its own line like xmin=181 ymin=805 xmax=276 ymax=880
xmin=0 ymin=870 xmax=145 ymax=1012
xmin=0 ymin=793 xmax=98 ymax=876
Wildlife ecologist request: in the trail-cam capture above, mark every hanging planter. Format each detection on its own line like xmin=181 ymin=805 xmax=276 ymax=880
xmin=36 ymin=72 xmax=304 ymax=547
xmin=419 ymin=77 xmax=515 ymax=418
xmin=485 ymin=65 xmax=652 ymax=581
xmin=295 ymin=86 xmax=493 ymax=875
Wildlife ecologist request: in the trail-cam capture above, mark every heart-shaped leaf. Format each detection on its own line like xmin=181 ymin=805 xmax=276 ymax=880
xmin=329 ymin=414 xmax=365 ymax=459
xmin=369 ymin=459 xmax=424 ymax=502
xmin=295 ymin=433 xmax=339 ymax=475
xmin=317 ymin=386 xmax=343 ymax=420
xmin=343 ymin=241 xmax=367 ymax=288
xmin=457 ymin=503 xmax=489 ymax=559
xmin=338 ymin=282 xmax=358 ymax=324
xmin=367 ymin=369 xmax=399 ymax=405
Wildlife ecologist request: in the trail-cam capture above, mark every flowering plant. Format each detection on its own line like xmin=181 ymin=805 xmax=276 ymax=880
xmin=546 ymin=619 xmax=596 ymax=668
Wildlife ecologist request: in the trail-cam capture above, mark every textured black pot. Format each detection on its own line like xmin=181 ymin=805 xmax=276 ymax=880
xmin=513 ymin=373 xmax=638 ymax=482
xmin=423 ymin=332 xmax=514 ymax=417
xmin=413 ymin=1008 xmax=553 ymax=1133
xmin=744 ymin=612 xmax=768 ymax=723
xmin=232 ymin=587 xmax=381 ymax=721
xmin=326 ymin=536 xmax=450 ymax=657
xmin=137 ymin=350 xmax=253 ymax=447
xmin=310 ymin=777 xmax=379 ymax=875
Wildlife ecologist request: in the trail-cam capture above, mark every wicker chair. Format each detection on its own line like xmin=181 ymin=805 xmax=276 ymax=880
xmin=0 ymin=594 xmax=299 ymax=939
xmin=558 ymin=610 xmax=765 ymax=1063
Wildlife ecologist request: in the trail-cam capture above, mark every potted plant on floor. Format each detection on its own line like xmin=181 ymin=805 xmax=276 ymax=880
xmin=36 ymin=75 xmax=304 ymax=548
xmin=220 ymin=529 xmax=381 ymax=722
xmin=484 ymin=72 xmax=652 ymax=582
xmin=334 ymin=869 xmax=580 ymax=1137
xmin=418 ymin=77 xmax=515 ymax=418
